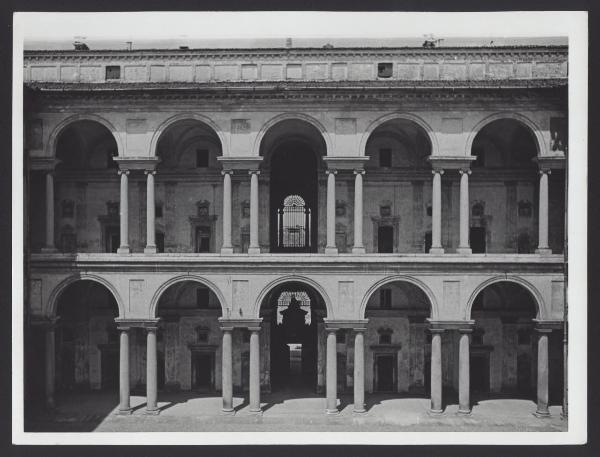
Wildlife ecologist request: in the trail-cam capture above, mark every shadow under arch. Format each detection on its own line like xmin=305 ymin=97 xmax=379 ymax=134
xmin=149 ymin=274 xmax=228 ymax=319
xmin=465 ymin=276 xmax=545 ymax=321
xmin=47 ymin=273 xmax=125 ymax=318
xmin=149 ymin=113 xmax=228 ymax=158
xmin=253 ymin=276 xmax=333 ymax=319
xmin=253 ymin=112 xmax=333 ymax=158
xmin=359 ymin=112 xmax=439 ymax=157
xmin=359 ymin=275 xmax=438 ymax=320
xmin=46 ymin=113 xmax=124 ymax=158
xmin=465 ymin=112 xmax=545 ymax=158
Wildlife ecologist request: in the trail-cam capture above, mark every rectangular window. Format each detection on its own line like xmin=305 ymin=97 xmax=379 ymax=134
xmin=380 ymin=289 xmax=392 ymax=309
xmin=241 ymin=231 xmax=250 ymax=253
xmin=377 ymin=62 xmax=393 ymax=78
xmin=196 ymin=149 xmax=209 ymax=168
xmin=379 ymin=148 xmax=392 ymax=167
xmin=60 ymin=233 xmax=77 ymax=253
xmin=470 ymin=227 xmax=486 ymax=253
xmin=424 ymin=231 xmax=432 ymax=253
xmin=105 ymin=226 xmax=119 ymax=253
xmin=196 ymin=288 xmax=209 ymax=308
xmin=105 ymin=66 xmax=121 ymax=80
xmin=195 ymin=226 xmax=210 ymax=253
xmin=155 ymin=204 xmax=163 ymax=218
xmin=156 ymin=232 xmax=165 ymax=253
xmin=377 ymin=226 xmax=394 ymax=253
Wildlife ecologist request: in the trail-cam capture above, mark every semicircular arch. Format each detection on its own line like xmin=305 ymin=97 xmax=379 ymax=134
xmin=149 ymin=113 xmax=228 ymax=158
xmin=466 ymin=112 xmax=545 ymax=158
xmin=149 ymin=274 xmax=228 ymax=319
xmin=359 ymin=112 xmax=439 ymax=157
xmin=359 ymin=275 xmax=439 ymax=320
xmin=48 ymin=273 xmax=125 ymax=318
xmin=253 ymin=113 xmax=333 ymax=158
xmin=253 ymin=275 xmax=333 ymax=319
xmin=46 ymin=114 xmax=124 ymax=158
xmin=465 ymin=275 xmax=545 ymax=320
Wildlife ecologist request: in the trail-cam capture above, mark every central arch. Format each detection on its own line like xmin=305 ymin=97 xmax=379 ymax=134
xmin=256 ymin=278 xmax=330 ymax=395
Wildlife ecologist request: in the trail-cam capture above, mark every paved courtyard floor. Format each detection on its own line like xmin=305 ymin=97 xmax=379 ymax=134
xmin=25 ymin=390 xmax=567 ymax=433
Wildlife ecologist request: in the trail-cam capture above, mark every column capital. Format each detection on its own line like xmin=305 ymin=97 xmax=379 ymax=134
xmin=353 ymin=169 xmax=365 ymax=175
xmin=221 ymin=169 xmax=234 ymax=176
xmin=431 ymin=169 xmax=444 ymax=175
xmin=534 ymin=327 xmax=554 ymax=334
xmin=116 ymin=325 xmax=132 ymax=332
xmin=248 ymin=326 xmax=262 ymax=333
xmin=326 ymin=169 xmax=338 ymax=176
xmin=118 ymin=169 xmax=130 ymax=176
xmin=429 ymin=328 xmax=445 ymax=335
xmin=220 ymin=326 xmax=234 ymax=333
xmin=459 ymin=168 xmax=472 ymax=175
xmin=248 ymin=169 xmax=261 ymax=176
xmin=539 ymin=168 xmax=552 ymax=176
xmin=144 ymin=170 xmax=157 ymax=176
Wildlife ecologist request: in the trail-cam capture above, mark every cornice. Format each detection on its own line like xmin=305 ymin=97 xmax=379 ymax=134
xmin=23 ymin=45 xmax=568 ymax=63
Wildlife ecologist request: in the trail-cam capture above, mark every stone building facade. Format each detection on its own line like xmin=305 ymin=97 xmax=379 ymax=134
xmin=24 ymin=43 xmax=567 ymax=419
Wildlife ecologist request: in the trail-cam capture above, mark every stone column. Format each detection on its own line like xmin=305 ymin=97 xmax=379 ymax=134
xmin=248 ymin=170 xmax=261 ymax=255
xmin=117 ymin=326 xmax=132 ymax=414
xmin=353 ymin=328 xmax=366 ymax=413
xmin=458 ymin=328 xmax=472 ymax=414
xmin=457 ymin=169 xmax=472 ymax=255
xmin=221 ymin=170 xmax=234 ymax=255
xmin=536 ymin=169 xmax=552 ymax=254
xmin=144 ymin=170 xmax=157 ymax=254
xmin=535 ymin=328 xmax=552 ymax=417
xmin=45 ymin=323 xmax=56 ymax=409
xmin=117 ymin=170 xmax=130 ymax=254
xmin=221 ymin=326 xmax=234 ymax=413
xmin=42 ymin=172 xmax=57 ymax=252
xmin=145 ymin=326 xmax=159 ymax=414
xmin=352 ymin=170 xmax=366 ymax=254
xmin=249 ymin=326 xmax=261 ymax=413
xmin=430 ymin=170 xmax=444 ymax=254
xmin=325 ymin=170 xmax=338 ymax=255
xmin=326 ymin=328 xmax=338 ymax=414
xmin=430 ymin=328 xmax=444 ymax=414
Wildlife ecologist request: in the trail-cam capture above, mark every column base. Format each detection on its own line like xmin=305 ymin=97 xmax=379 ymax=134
xmin=351 ymin=246 xmax=366 ymax=255
xmin=116 ymin=408 xmax=133 ymax=416
xmin=144 ymin=408 xmax=160 ymax=416
xmin=41 ymin=247 xmax=58 ymax=253
xmin=144 ymin=245 xmax=157 ymax=254
xmin=535 ymin=248 xmax=553 ymax=255
xmin=352 ymin=407 xmax=366 ymax=414
xmin=534 ymin=410 xmax=551 ymax=418
xmin=247 ymin=247 xmax=261 ymax=256
xmin=117 ymin=246 xmax=130 ymax=255
xmin=325 ymin=408 xmax=340 ymax=415
xmin=325 ymin=247 xmax=338 ymax=255
xmin=456 ymin=247 xmax=472 ymax=255
xmin=428 ymin=408 xmax=444 ymax=416
xmin=220 ymin=247 xmax=234 ymax=255
xmin=428 ymin=247 xmax=445 ymax=255
xmin=457 ymin=408 xmax=472 ymax=416
xmin=249 ymin=408 xmax=263 ymax=415
xmin=221 ymin=408 xmax=235 ymax=416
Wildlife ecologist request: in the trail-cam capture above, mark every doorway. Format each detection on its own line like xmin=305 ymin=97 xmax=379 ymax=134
xmin=269 ymin=141 xmax=318 ymax=252
xmin=374 ymin=354 xmax=396 ymax=392
xmin=191 ymin=352 xmax=215 ymax=392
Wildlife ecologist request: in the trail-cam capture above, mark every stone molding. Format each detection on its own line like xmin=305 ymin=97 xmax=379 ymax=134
xmin=323 ymin=156 xmax=370 ymax=171
xmin=218 ymin=318 xmax=263 ymax=329
xmin=114 ymin=318 xmax=160 ymax=328
xmin=217 ymin=156 xmax=263 ymax=171
xmin=113 ymin=157 xmax=160 ymax=171
xmin=324 ymin=319 xmax=369 ymax=330
xmin=427 ymin=319 xmax=475 ymax=330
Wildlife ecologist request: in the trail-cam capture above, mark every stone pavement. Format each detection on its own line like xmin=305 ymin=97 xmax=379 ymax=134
xmin=25 ymin=391 xmax=567 ymax=433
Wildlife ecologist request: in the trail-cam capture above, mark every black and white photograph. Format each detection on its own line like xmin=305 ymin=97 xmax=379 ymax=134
xmin=11 ymin=10 xmax=588 ymax=446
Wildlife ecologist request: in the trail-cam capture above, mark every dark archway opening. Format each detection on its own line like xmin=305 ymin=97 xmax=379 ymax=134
xmin=260 ymin=282 xmax=327 ymax=394
xmin=269 ymin=141 xmax=319 ymax=252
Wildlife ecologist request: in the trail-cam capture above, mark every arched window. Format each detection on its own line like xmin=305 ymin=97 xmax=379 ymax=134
xmin=278 ymin=194 xmax=311 ymax=249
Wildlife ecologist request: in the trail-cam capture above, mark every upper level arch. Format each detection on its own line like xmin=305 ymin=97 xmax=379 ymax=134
xmin=465 ymin=276 xmax=545 ymax=321
xmin=466 ymin=112 xmax=545 ymax=159
xmin=149 ymin=113 xmax=227 ymax=160
xmin=359 ymin=275 xmax=438 ymax=320
xmin=253 ymin=113 xmax=332 ymax=159
xmin=46 ymin=114 xmax=124 ymax=159
xmin=149 ymin=274 xmax=227 ymax=319
xmin=47 ymin=273 xmax=125 ymax=318
xmin=360 ymin=113 xmax=439 ymax=158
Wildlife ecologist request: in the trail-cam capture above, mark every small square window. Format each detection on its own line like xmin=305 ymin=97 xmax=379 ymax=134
xmin=378 ymin=62 xmax=393 ymax=78
xmin=379 ymin=333 xmax=392 ymax=345
xmin=196 ymin=327 xmax=209 ymax=343
xmin=196 ymin=149 xmax=209 ymax=168
xmin=105 ymin=66 xmax=121 ymax=80
xmin=380 ymin=205 xmax=391 ymax=217
xmin=379 ymin=148 xmax=392 ymax=167
xmin=196 ymin=288 xmax=209 ymax=308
